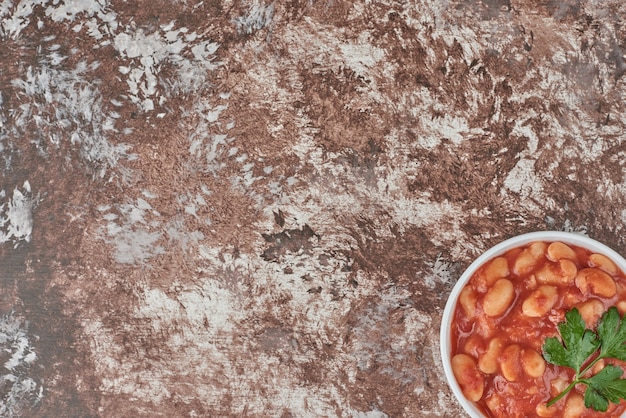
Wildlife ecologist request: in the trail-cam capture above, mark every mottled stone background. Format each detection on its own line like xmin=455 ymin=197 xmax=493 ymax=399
xmin=1 ymin=0 xmax=626 ymax=416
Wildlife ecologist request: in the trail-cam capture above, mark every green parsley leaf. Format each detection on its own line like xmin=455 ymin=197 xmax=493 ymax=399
xmin=543 ymin=307 xmax=626 ymax=411
xmin=543 ymin=308 xmax=599 ymax=374
xmin=542 ymin=336 xmax=572 ymax=368
xmin=582 ymin=364 xmax=626 ymax=412
xmin=584 ymin=386 xmax=610 ymax=413
xmin=597 ymin=307 xmax=626 ymax=361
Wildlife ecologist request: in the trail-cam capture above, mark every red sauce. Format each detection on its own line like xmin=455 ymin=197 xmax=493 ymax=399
xmin=451 ymin=241 xmax=626 ymax=418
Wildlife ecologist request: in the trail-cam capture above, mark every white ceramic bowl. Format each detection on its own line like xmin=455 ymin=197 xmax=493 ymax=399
xmin=440 ymin=231 xmax=626 ymax=417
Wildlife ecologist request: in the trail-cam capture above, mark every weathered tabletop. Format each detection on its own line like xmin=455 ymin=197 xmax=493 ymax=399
xmin=1 ymin=0 xmax=625 ymax=416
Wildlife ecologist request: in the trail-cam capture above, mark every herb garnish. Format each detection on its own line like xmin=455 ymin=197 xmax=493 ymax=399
xmin=543 ymin=307 xmax=626 ymax=411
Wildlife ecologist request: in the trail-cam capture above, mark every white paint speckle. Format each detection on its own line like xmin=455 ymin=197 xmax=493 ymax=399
xmin=186 ymin=100 xmax=232 ymax=172
xmin=502 ymin=157 xmax=554 ymax=213
xmin=351 ymin=409 xmax=389 ymax=418
xmin=0 ymin=312 xmax=43 ymax=417
xmin=0 ymin=0 xmax=47 ymax=39
xmin=113 ymin=24 xmax=221 ymax=110
xmin=339 ymin=32 xmax=386 ymax=79
xmin=233 ymin=0 xmax=275 ymax=35
xmin=45 ymin=0 xmax=113 ymax=23
xmin=423 ymin=254 xmax=459 ymax=289
xmin=99 ymin=198 xmax=164 ymax=264
xmin=12 ymin=64 xmax=134 ymax=178
xmin=0 ymin=182 xmax=34 ymax=248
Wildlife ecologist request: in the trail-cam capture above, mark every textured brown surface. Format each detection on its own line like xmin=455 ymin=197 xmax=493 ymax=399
xmin=1 ymin=0 xmax=626 ymax=416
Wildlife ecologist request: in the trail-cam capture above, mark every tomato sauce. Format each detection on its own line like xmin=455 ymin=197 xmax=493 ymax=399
xmin=450 ymin=241 xmax=626 ymax=418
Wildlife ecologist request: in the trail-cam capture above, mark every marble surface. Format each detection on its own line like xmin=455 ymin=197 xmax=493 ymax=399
xmin=1 ymin=0 xmax=626 ymax=416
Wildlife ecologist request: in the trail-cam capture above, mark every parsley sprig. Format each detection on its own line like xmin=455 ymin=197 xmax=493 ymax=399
xmin=543 ymin=307 xmax=626 ymax=411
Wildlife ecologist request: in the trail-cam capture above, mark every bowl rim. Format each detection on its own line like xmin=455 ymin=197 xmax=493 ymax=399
xmin=439 ymin=230 xmax=626 ymax=418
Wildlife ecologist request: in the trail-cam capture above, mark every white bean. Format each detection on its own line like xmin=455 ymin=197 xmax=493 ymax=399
xmin=536 ymin=259 xmax=577 ymax=285
xmin=513 ymin=242 xmax=547 ymax=275
xmin=591 ymin=359 xmax=606 ymax=376
xmin=485 ymin=395 xmax=502 ymax=416
xmin=499 ymin=344 xmax=522 ymax=382
xmin=575 ymin=298 xmax=605 ymax=329
xmin=463 ymin=334 xmax=484 ymax=358
xmin=563 ymin=393 xmax=585 ymax=418
xmin=575 ymin=268 xmax=617 ymax=298
xmin=550 ymin=376 xmax=569 ymax=396
xmin=451 ymin=353 xmax=484 ymax=402
xmin=546 ymin=241 xmax=577 ymax=262
xmin=522 ymin=285 xmax=558 ymax=317
xmin=617 ymin=300 xmax=626 ymax=316
xmin=459 ymin=286 xmax=477 ymax=319
xmin=536 ymin=403 xmax=556 ymax=417
xmin=483 ymin=257 xmax=510 ymax=286
xmin=483 ymin=279 xmax=515 ymax=317
xmin=478 ymin=337 xmax=504 ymax=374
xmin=521 ymin=348 xmax=546 ymax=378
xmin=589 ymin=253 xmax=619 ymax=276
